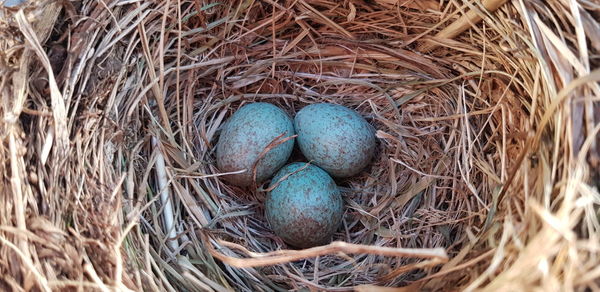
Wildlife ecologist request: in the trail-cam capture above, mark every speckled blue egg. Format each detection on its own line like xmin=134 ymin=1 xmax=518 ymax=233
xmin=266 ymin=162 xmax=343 ymax=248
xmin=216 ymin=103 xmax=295 ymax=187
xmin=294 ymin=103 xmax=376 ymax=178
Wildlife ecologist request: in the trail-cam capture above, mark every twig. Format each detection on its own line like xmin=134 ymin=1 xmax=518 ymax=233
xmin=153 ymin=137 xmax=179 ymax=252
xmin=204 ymin=233 xmax=448 ymax=268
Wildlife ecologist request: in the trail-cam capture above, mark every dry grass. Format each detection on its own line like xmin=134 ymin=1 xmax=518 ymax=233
xmin=0 ymin=0 xmax=599 ymax=291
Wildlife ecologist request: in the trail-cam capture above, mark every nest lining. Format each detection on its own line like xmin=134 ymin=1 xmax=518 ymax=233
xmin=135 ymin=1 xmax=526 ymax=290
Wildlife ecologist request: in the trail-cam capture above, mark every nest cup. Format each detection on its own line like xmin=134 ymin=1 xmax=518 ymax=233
xmin=1 ymin=0 xmax=599 ymax=291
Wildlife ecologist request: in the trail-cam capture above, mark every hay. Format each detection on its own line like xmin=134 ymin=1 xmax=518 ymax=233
xmin=0 ymin=0 xmax=599 ymax=291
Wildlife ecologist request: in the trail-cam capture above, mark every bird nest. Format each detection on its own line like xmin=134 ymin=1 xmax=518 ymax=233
xmin=1 ymin=0 xmax=599 ymax=291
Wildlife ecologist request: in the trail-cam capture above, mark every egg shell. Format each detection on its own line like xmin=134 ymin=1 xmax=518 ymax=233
xmin=294 ymin=103 xmax=376 ymax=178
xmin=2 ymin=0 xmax=27 ymax=7
xmin=216 ymin=103 xmax=295 ymax=187
xmin=266 ymin=162 xmax=343 ymax=248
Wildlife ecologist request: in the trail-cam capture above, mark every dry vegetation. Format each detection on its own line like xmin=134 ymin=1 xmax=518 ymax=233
xmin=0 ymin=0 xmax=599 ymax=291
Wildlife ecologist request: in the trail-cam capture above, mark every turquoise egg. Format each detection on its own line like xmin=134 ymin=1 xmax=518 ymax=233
xmin=266 ymin=162 xmax=343 ymax=248
xmin=294 ymin=103 xmax=376 ymax=178
xmin=216 ymin=103 xmax=295 ymax=187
